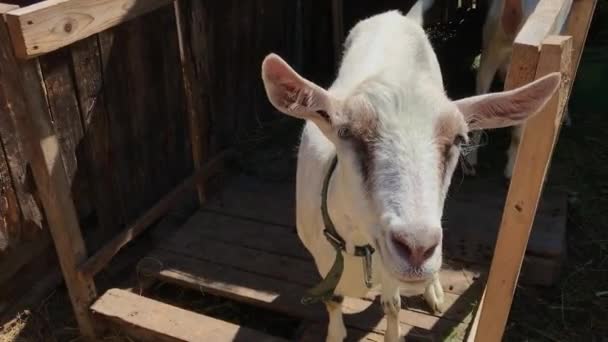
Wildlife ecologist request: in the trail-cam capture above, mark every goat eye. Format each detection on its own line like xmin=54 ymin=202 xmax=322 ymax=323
xmin=453 ymin=134 xmax=465 ymax=147
xmin=316 ymin=110 xmax=330 ymax=121
xmin=337 ymin=127 xmax=352 ymax=139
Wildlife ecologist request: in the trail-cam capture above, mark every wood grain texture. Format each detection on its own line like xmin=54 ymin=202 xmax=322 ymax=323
xmin=0 ymin=16 xmax=97 ymax=338
xmin=0 ymin=4 xmax=44 ymax=244
xmin=69 ymin=35 xmax=124 ymax=246
xmin=0 ymin=141 xmax=20 ymax=252
xmin=174 ymin=0 xmax=208 ymax=205
xmin=92 ymin=288 xmax=287 ymax=342
xmin=5 ymin=0 xmax=173 ymax=59
xmin=0 ymin=1 xmax=48 ymax=317
xmin=38 ymin=48 xmax=92 ymax=219
xmin=98 ymin=7 xmax=189 ymax=224
xmin=515 ymin=0 xmax=572 ymax=47
xmin=474 ymin=36 xmax=573 ymax=342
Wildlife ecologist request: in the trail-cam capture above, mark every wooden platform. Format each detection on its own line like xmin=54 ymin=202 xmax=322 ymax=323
xmin=114 ymin=173 xmax=567 ymax=341
xmin=92 ymin=289 xmax=287 ymax=342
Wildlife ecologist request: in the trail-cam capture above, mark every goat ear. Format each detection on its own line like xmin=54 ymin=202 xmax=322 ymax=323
xmin=261 ymin=53 xmax=334 ymax=124
xmin=454 ymin=72 xmax=561 ymax=130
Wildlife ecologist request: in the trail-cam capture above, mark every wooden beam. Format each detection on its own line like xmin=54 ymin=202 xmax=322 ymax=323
xmin=0 ymin=9 xmax=97 ymax=339
xmin=92 ymin=289 xmax=287 ymax=342
xmin=174 ymin=0 xmax=208 ymax=206
xmin=5 ymin=0 xmax=173 ymax=59
xmin=0 ymin=3 xmax=17 ymax=14
xmin=79 ymin=149 xmax=233 ymax=278
xmin=515 ymin=0 xmax=572 ymax=47
xmin=474 ymin=35 xmax=573 ymax=342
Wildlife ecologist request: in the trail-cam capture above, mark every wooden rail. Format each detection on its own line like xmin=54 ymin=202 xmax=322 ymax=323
xmin=5 ymin=0 xmax=173 ymax=59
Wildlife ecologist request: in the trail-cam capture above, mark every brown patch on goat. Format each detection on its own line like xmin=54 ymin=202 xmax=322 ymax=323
xmin=341 ymin=97 xmax=379 ymax=186
xmin=435 ymin=114 xmax=463 ymax=180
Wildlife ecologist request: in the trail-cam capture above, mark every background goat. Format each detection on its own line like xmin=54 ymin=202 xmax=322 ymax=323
xmin=467 ymin=0 xmax=570 ymax=179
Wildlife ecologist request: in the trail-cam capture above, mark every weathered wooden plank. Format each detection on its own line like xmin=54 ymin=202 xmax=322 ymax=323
xmin=474 ymin=36 xmax=573 ymax=342
xmin=69 ymin=35 xmax=124 ymax=244
xmin=0 ymin=7 xmax=44 ymax=244
xmin=97 ymin=21 xmax=139 ymax=223
xmin=0 ymin=142 xmax=20 ymax=252
xmin=145 ymin=249 xmax=471 ymax=340
xmin=98 ymin=8 xmax=187 ymax=223
xmin=515 ymin=0 xmax=572 ymax=47
xmin=38 ymin=47 xmax=92 ymax=219
xmin=0 ymin=15 xmax=97 ymax=338
xmin=79 ymin=150 xmax=232 ymax=278
xmin=5 ymin=0 xmax=174 ymax=59
xmin=92 ymin=288 xmax=287 ymax=342
xmin=175 ymin=0 xmax=207 ymax=205
xmin=159 ymin=4 xmax=190 ymax=195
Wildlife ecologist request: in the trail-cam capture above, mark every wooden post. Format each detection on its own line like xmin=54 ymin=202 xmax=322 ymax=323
xmin=474 ymin=35 xmax=573 ymax=342
xmin=0 ymin=8 xmax=97 ymax=340
xmin=174 ymin=0 xmax=207 ymax=206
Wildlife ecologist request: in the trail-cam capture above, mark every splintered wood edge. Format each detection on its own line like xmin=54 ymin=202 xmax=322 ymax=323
xmin=5 ymin=0 xmax=173 ymax=59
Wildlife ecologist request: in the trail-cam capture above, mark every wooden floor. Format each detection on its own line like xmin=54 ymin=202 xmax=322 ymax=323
xmin=92 ymin=173 xmax=566 ymax=341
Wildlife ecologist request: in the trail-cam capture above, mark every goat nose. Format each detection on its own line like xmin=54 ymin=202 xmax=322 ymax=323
xmin=390 ymin=230 xmax=440 ymax=268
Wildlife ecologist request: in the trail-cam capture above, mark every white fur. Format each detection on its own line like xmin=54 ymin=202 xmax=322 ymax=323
xmin=469 ymin=0 xmax=570 ymax=178
xmin=261 ymin=1 xmax=560 ymax=340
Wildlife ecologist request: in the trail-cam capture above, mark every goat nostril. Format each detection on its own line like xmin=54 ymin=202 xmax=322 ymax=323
xmin=391 ymin=234 xmax=412 ymax=259
xmin=423 ymin=244 xmax=438 ymax=260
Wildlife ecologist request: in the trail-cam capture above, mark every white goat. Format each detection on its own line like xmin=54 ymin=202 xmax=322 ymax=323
xmin=467 ymin=0 xmax=570 ymax=178
xmin=261 ymin=1 xmax=560 ymax=340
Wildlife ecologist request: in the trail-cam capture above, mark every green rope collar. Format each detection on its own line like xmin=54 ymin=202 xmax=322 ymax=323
xmin=301 ymin=156 xmax=375 ymax=305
